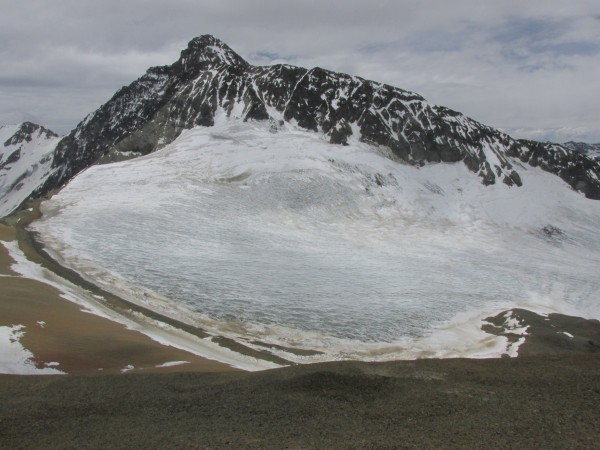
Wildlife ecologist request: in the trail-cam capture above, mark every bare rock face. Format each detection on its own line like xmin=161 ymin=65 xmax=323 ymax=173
xmin=31 ymin=35 xmax=600 ymax=199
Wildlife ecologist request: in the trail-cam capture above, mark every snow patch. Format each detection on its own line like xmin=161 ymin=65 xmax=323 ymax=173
xmin=155 ymin=360 xmax=190 ymax=368
xmin=121 ymin=364 xmax=135 ymax=373
xmin=0 ymin=325 xmax=64 ymax=375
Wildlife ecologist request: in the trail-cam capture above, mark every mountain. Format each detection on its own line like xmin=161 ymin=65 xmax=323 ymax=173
xmin=0 ymin=122 xmax=61 ymax=217
xmin=12 ymin=35 xmax=600 ymax=362
xmin=562 ymin=141 xmax=600 ymax=161
xmin=33 ymin=34 xmax=599 ymax=202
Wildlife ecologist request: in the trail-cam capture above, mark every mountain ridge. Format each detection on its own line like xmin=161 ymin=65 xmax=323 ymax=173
xmin=0 ymin=34 xmax=599 ymax=216
xmin=39 ymin=34 xmax=598 ymax=199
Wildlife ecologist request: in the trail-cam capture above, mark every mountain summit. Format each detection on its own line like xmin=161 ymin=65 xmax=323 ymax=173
xmin=0 ymin=34 xmax=597 ymax=213
xmin=177 ymin=35 xmax=250 ymax=70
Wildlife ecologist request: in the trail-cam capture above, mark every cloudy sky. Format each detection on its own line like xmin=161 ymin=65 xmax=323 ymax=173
xmin=1 ymin=0 xmax=599 ymax=142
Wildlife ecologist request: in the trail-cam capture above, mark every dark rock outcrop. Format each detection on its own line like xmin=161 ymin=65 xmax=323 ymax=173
xmin=483 ymin=308 xmax=600 ymax=356
xmin=511 ymin=140 xmax=600 ymax=199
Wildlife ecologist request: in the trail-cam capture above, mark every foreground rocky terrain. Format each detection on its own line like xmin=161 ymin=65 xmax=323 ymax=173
xmin=1 ymin=355 xmax=599 ymax=449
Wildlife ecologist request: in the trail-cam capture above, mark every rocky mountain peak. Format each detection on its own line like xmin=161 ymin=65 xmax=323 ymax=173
xmin=3 ymin=122 xmax=58 ymax=147
xmin=174 ymin=35 xmax=249 ymax=73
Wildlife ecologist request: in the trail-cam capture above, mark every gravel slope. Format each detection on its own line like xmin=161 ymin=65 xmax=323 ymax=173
xmin=1 ymin=355 xmax=599 ymax=449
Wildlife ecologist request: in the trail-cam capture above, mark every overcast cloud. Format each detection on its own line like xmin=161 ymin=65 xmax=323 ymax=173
xmin=1 ymin=0 xmax=599 ymax=142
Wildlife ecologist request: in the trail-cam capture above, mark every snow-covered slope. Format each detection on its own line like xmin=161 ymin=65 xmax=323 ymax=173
xmin=0 ymin=122 xmax=61 ymax=218
xmin=32 ymin=118 xmax=600 ymax=362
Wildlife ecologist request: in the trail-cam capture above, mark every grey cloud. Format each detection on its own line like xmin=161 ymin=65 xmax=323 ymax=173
xmin=530 ymin=41 xmax=600 ymax=56
xmin=491 ymin=17 xmax=564 ymax=44
xmin=1 ymin=0 xmax=600 ymax=142
xmin=0 ymin=76 xmax=65 ymax=89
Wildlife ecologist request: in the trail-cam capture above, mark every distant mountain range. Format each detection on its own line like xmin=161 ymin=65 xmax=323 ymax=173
xmin=562 ymin=141 xmax=600 ymax=161
xmin=1 ymin=35 xmax=599 ymax=218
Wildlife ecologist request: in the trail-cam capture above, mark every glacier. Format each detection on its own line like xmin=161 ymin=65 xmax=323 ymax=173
xmin=31 ymin=117 xmax=600 ymax=362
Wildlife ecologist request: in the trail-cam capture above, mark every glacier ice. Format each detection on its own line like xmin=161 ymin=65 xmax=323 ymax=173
xmin=31 ymin=119 xmax=600 ymax=361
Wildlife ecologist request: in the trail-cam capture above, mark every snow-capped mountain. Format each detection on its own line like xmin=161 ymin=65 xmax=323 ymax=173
xmin=0 ymin=122 xmax=61 ymax=217
xmin=5 ymin=35 xmax=599 ymax=363
xmin=35 ymin=35 xmax=599 ymax=201
xmin=563 ymin=141 xmax=600 ymax=161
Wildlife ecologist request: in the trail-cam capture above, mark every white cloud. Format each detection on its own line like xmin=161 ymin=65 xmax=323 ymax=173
xmin=1 ymin=0 xmax=599 ymax=141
